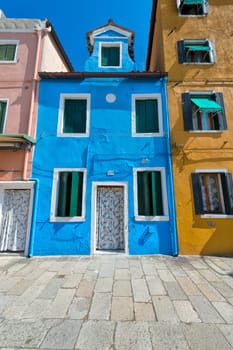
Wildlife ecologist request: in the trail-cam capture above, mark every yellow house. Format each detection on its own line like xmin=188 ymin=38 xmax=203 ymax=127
xmin=147 ymin=0 xmax=233 ymax=255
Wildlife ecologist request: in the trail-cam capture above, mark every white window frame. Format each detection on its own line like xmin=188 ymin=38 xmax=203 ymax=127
xmin=0 ymin=40 xmax=19 ymax=63
xmin=183 ymin=39 xmax=216 ymax=64
xmin=194 ymin=168 xmax=233 ymax=218
xmin=50 ymin=168 xmax=87 ymax=222
xmin=57 ymin=94 xmax=90 ymax=137
xmin=99 ymin=42 xmax=122 ymax=68
xmin=132 ymin=94 xmax=163 ymax=137
xmin=0 ymin=98 xmax=9 ymax=133
xmin=133 ymin=167 xmax=169 ymax=221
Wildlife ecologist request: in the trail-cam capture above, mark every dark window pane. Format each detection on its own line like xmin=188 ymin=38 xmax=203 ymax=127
xmin=0 ymin=101 xmax=7 ymax=132
xmin=101 ymin=47 xmax=120 ymax=66
xmin=0 ymin=44 xmax=16 ymax=61
xmin=137 ymin=171 xmax=163 ymax=216
xmin=136 ymin=99 xmax=159 ymax=133
xmin=63 ymin=99 xmax=87 ymax=133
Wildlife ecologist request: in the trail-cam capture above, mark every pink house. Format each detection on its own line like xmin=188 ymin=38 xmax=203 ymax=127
xmin=0 ymin=10 xmax=73 ymax=254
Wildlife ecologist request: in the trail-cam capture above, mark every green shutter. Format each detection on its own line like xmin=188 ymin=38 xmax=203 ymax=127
xmin=57 ymin=172 xmax=69 ymax=216
xmin=0 ymin=45 xmax=16 ymax=61
xmin=63 ymin=99 xmax=87 ymax=133
xmin=137 ymin=171 xmax=163 ymax=216
xmin=136 ymin=99 xmax=159 ymax=133
xmin=151 ymin=171 xmax=163 ymax=216
xmin=69 ymin=172 xmax=83 ymax=216
xmin=101 ymin=47 xmax=120 ymax=66
xmin=0 ymin=101 xmax=7 ymax=133
xmin=57 ymin=171 xmax=83 ymax=217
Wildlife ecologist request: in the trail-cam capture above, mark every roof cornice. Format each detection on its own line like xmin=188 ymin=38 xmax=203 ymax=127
xmin=39 ymin=71 xmax=168 ymax=79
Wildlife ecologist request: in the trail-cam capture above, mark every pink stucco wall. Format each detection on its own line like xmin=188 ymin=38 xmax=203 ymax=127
xmin=0 ymin=29 xmax=71 ymax=180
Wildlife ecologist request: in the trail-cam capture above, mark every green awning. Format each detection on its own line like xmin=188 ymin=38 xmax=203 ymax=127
xmin=185 ymin=45 xmax=210 ymax=51
xmin=183 ymin=0 xmax=203 ymax=4
xmin=191 ymin=98 xmax=222 ymax=112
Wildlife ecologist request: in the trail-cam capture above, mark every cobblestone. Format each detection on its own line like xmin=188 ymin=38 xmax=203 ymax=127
xmin=0 ymin=254 xmax=232 ymax=349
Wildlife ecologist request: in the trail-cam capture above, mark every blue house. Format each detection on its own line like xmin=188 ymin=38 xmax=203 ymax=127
xmin=30 ymin=20 xmax=178 ymax=256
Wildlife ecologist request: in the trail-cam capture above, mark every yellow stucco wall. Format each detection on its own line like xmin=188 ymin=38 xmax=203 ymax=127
xmin=149 ymin=0 xmax=233 ymax=255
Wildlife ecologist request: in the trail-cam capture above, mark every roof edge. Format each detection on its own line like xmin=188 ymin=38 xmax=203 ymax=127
xmin=39 ymin=71 xmax=168 ymax=79
xmin=146 ymin=0 xmax=158 ymax=71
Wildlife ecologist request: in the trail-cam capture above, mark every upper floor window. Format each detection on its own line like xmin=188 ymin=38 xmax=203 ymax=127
xmin=51 ymin=169 xmax=86 ymax=221
xmin=177 ymin=0 xmax=208 ymax=16
xmin=0 ymin=41 xmax=18 ymax=63
xmin=178 ymin=40 xmax=215 ymax=64
xmin=192 ymin=171 xmax=233 ymax=216
xmin=100 ymin=43 xmax=121 ymax=67
xmin=132 ymin=94 xmax=163 ymax=136
xmin=134 ymin=168 xmax=169 ymax=221
xmin=58 ymin=94 xmax=90 ymax=137
xmin=182 ymin=92 xmax=226 ymax=132
xmin=0 ymin=100 xmax=8 ymax=133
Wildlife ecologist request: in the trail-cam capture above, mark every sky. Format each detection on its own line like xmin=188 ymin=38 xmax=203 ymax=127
xmin=2 ymin=0 xmax=152 ymax=71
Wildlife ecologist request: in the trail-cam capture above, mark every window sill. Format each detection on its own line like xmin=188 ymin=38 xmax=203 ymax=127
xmin=200 ymin=214 xmax=233 ymax=219
xmin=178 ymin=14 xmax=207 ymax=17
xmin=57 ymin=133 xmax=89 ymax=137
xmin=134 ymin=215 xmax=169 ymax=222
xmin=188 ymin=130 xmax=224 ymax=133
xmin=182 ymin=62 xmax=215 ymax=65
xmin=50 ymin=216 xmax=85 ymax=222
xmin=132 ymin=133 xmax=164 ymax=137
xmin=0 ymin=60 xmax=17 ymax=64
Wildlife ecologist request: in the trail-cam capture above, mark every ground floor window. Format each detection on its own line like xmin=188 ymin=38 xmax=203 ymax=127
xmin=192 ymin=171 xmax=233 ymax=215
xmin=51 ymin=169 xmax=86 ymax=221
xmin=134 ymin=168 xmax=168 ymax=220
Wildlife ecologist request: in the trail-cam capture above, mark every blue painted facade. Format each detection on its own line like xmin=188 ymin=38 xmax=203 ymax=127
xmin=30 ymin=22 xmax=178 ymax=256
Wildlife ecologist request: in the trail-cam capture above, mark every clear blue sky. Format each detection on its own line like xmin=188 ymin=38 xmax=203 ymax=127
xmin=2 ymin=0 xmax=152 ymax=71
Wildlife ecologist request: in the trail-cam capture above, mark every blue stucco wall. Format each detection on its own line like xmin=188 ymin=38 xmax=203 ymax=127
xmin=30 ymin=76 xmax=177 ymax=256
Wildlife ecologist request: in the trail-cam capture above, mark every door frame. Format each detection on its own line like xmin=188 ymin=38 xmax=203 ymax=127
xmin=0 ymin=181 xmax=34 ymax=256
xmin=91 ymin=181 xmax=128 ymax=254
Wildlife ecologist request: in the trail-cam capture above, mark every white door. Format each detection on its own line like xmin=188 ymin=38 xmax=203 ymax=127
xmin=0 ymin=189 xmax=30 ymax=252
xmin=96 ymin=186 xmax=125 ymax=251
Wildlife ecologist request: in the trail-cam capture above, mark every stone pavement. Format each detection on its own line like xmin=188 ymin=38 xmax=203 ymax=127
xmin=0 ymin=254 xmax=232 ymax=349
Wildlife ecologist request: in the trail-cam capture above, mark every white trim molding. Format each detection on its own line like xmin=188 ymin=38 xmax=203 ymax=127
xmin=57 ymin=93 xmax=90 ymax=137
xmin=0 ymin=98 xmax=10 ymax=133
xmin=132 ymin=93 xmax=163 ymax=137
xmin=50 ymin=168 xmax=87 ymax=222
xmin=0 ymin=40 xmax=19 ymax=64
xmin=91 ymin=181 xmax=128 ymax=254
xmin=98 ymin=41 xmax=122 ymax=68
xmin=133 ymin=167 xmax=169 ymax=221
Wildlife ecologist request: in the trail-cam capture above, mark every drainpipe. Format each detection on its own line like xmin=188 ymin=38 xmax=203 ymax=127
xmin=27 ymin=178 xmax=39 ymax=257
xmin=164 ymin=77 xmax=179 ymax=256
xmin=22 ymin=28 xmax=42 ymax=180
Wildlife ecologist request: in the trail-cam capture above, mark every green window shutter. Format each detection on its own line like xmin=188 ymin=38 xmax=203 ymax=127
xmin=151 ymin=171 xmax=163 ymax=215
xmin=57 ymin=172 xmax=69 ymax=216
xmin=0 ymin=101 xmax=7 ymax=133
xmin=135 ymin=99 xmax=159 ymax=133
xmin=0 ymin=45 xmax=16 ymax=61
xmin=137 ymin=171 xmax=163 ymax=216
xmin=101 ymin=47 xmax=120 ymax=66
xmin=57 ymin=171 xmax=84 ymax=217
xmin=63 ymin=99 xmax=87 ymax=133
xmin=69 ymin=172 xmax=83 ymax=216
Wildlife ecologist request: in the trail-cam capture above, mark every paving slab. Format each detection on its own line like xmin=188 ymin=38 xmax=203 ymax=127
xmin=134 ymin=302 xmax=156 ymax=321
xmin=217 ymin=324 xmax=233 ymax=347
xmin=189 ymin=295 xmax=225 ymax=323
xmin=132 ymin=278 xmax=150 ymax=302
xmin=89 ymin=293 xmax=111 ymax=320
xmin=146 ymin=276 xmax=166 ymax=296
xmin=40 ymin=319 xmax=82 ymax=349
xmin=68 ymin=297 xmax=91 ymax=320
xmin=75 ymin=320 xmax=115 ymax=350
xmin=164 ymin=281 xmax=188 ymax=300
xmin=173 ymin=300 xmax=201 ymax=323
xmin=182 ymin=323 xmax=232 ymax=350
xmin=149 ymin=323 xmax=189 ymax=349
xmin=115 ymin=321 xmax=152 ymax=350
xmin=111 ymin=296 xmax=134 ymax=321
xmin=113 ymin=280 xmax=132 ymax=297
xmin=152 ymin=296 xmax=179 ymax=323
xmin=212 ymin=301 xmax=233 ymax=323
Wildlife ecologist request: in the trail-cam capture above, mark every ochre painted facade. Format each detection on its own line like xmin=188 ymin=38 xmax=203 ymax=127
xmin=148 ymin=0 xmax=233 ymax=255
